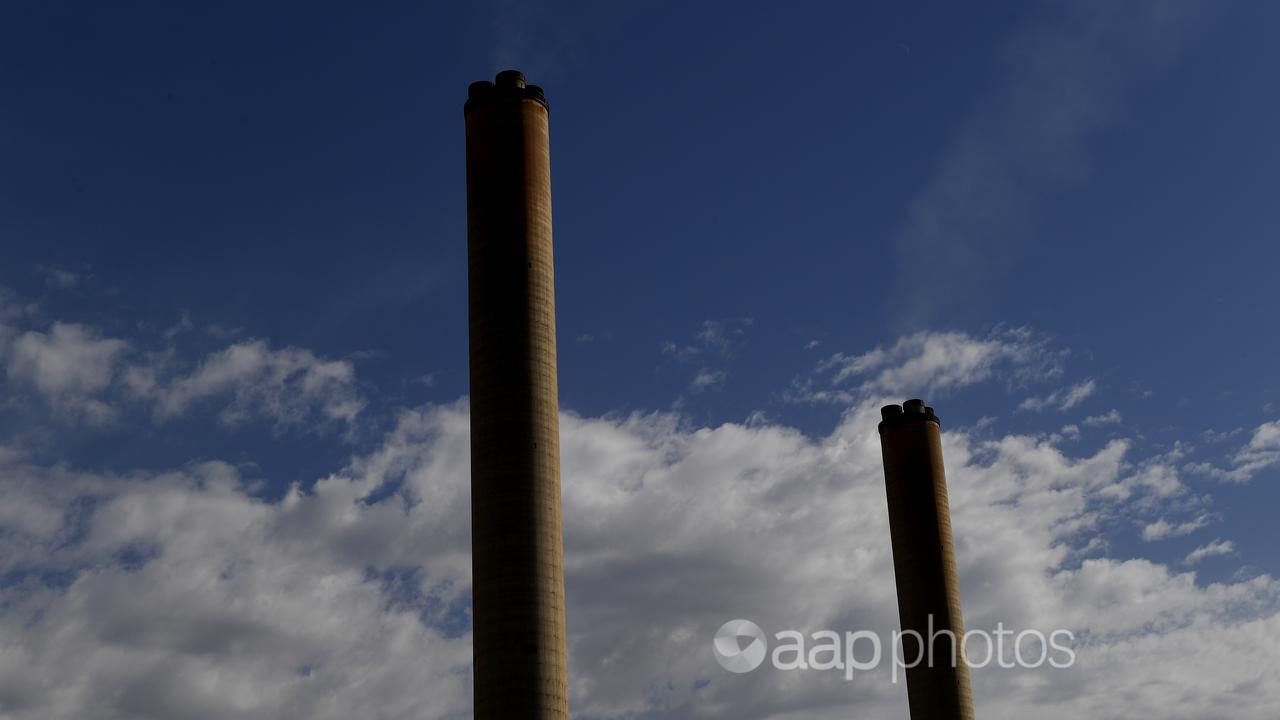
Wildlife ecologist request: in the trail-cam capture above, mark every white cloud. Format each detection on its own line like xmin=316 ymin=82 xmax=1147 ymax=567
xmin=5 ymin=323 xmax=127 ymax=397
xmin=138 ymin=340 xmax=365 ymax=429
xmin=1142 ymin=514 xmax=1211 ymax=541
xmin=1188 ymin=420 xmax=1280 ymax=483
xmin=0 ymin=291 xmax=364 ymax=433
xmin=2 ymin=377 xmax=1277 ymax=718
xmin=3 ymin=322 xmax=129 ymax=424
xmin=793 ymin=327 xmax=1061 ymax=404
xmin=689 ymin=368 xmax=727 ymax=393
xmin=0 ymin=310 xmax=1274 ymax=718
xmin=1185 ymin=539 xmax=1235 ymax=565
xmin=662 ymin=318 xmax=753 ymax=362
xmin=206 ymin=323 xmax=244 ymax=340
xmin=1231 ymin=421 xmax=1280 ymax=477
xmin=1058 ymin=380 xmax=1096 ymax=410
xmin=1083 ymin=409 xmax=1123 ymax=427
xmin=0 ymin=444 xmax=472 ymax=720
xmin=1200 ymin=427 xmax=1244 ymax=443
xmin=162 ymin=312 xmax=195 ymax=340
xmin=1019 ymin=379 xmax=1097 ymax=413
xmin=37 ymin=266 xmax=83 ymax=289
xmin=663 ymin=319 xmax=752 ymax=396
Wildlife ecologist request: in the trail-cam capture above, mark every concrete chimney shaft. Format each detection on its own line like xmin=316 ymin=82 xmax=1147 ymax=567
xmin=465 ymin=71 xmax=568 ymax=718
xmin=878 ymin=401 xmax=975 ymax=720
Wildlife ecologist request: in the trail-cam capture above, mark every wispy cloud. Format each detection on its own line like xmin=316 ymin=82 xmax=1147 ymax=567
xmin=688 ymin=368 xmax=727 ymax=394
xmin=1185 ymin=539 xmax=1235 ymax=565
xmin=35 ymin=264 xmax=85 ymax=290
xmin=662 ymin=318 xmax=753 ymax=362
xmin=661 ymin=318 xmax=752 ymax=394
xmin=1142 ymin=514 xmax=1211 ymax=541
xmin=488 ymin=0 xmax=633 ymax=83
xmin=891 ymin=1 xmax=1207 ymax=327
xmin=1020 ymin=379 xmax=1097 ymax=412
xmin=790 ymin=326 xmax=1062 ymax=404
xmin=135 ymin=340 xmax=366 ymax=430
xmin=1187 ymin=420 xmax=1280 ymax=483
xmin=1200 ymin=427 xmax=1244 ymax=443
xmin=1083 ymin=409 xmax=1123 ymax=427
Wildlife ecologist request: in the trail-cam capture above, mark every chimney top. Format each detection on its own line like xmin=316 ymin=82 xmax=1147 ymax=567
xmin=495 ymin=69 xmax=526 ymax=88
xmin=878 ymin=399 xmax=941 ymax=433
xmin=465 ymin=70 xmax=549 ymax=115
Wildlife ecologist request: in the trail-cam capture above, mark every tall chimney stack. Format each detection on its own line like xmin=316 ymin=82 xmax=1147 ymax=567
xmin=464 ymin=70 xmax=568 ymax=718
xmin=878 ymin=400 xmax=975 ymax=720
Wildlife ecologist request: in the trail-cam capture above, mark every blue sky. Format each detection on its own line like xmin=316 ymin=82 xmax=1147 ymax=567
xmin=1 ymin=1 xmax=1279 ymax=718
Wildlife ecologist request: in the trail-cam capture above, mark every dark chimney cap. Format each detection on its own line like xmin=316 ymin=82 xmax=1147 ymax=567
xmin=465 ymin=70 xmax=549 ymax=114
xmin=878 ymin=400 xmax=940 ymax=433
xmin=495 ymin=69 xmax=526 ymax=88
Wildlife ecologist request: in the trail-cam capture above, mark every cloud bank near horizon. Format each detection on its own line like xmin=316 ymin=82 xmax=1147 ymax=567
xmin=0 ymin=301 xmax=1277 ymax=719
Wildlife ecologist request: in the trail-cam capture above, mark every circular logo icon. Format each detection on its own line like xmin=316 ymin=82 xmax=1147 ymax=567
xmin=713 ymin=619 xmax=767 ymax=673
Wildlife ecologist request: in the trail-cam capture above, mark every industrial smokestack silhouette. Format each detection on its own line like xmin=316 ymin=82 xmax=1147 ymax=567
xmin=879 ymin=400 xmax=975 ymax=720
xmin=464 ymin=70 xmax=568 ymax=718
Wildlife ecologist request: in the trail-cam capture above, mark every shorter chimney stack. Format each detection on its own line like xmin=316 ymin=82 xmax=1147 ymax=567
xmin=878 ymin=400 xmax=975 ymax=720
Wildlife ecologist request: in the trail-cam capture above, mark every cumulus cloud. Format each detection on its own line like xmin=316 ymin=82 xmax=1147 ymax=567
xmin=0 ymin=290 xmax=364 ymax=433
xmin=2 ymin=329 xmax=1278 ymax=718
xmin=3 ymin=322 xmax=129 ymax=424
xmin=0 ymin=443 xmax=472 ymax=720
